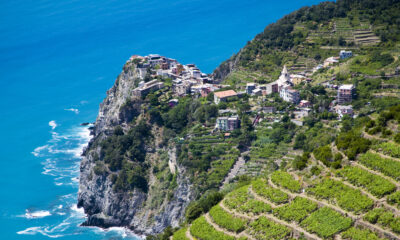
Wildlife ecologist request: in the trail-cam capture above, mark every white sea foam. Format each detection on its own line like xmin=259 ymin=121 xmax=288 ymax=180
xmin=17 ymin=226 xmax=63 ymax=238
xmin=24 ymin=210 xmax=51 ymax=219
xmin=49 ymin=120 xmax=57 ymax=130
xmin=24 ymin=122 xmax=140 ymax=239
xmin=64 ymin=108 xmax=79 ymax=114
xmin=32 ymin=145 xmax=49 ymax=157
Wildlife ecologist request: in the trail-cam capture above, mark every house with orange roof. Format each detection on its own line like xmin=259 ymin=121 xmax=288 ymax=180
xmin=214 ymin=90 xmax=237 ymax=104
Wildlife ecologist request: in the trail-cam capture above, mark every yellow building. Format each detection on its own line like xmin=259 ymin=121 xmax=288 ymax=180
xmin=290 ymin=74 xmax=306 ymax=85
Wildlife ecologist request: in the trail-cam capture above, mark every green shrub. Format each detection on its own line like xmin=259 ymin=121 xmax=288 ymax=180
xmin=301 ymin=207 xmax=352 ymax=238
xmin=252 ymin=180 xmax=289 ymax=204
xmin=387 ymin=191 xmax=400 ymax=208
xmin=172 ymin=227 xmax=189 ymax=240
xmin=307 ymin=179 xmax=374 ymax=213
xmin=336 ymin=131 xmax=371 ymax=160
xmin=373 ymin=141 xmax=400 ymax=158
xmin=270 ymin=171 xmax=301 ymax=192
xmin=274 ymin=197 xmax=318 ymax=223
xmin=359 ymin=152 xmax=400 ymax=180
xmin=313 ymin=145 xmax=333 ymax=167
xmin=248 ymin=216 xmax=291 ymax=240
xmin=341 ymin=226 xmax=384 ymax=240
xmin=363 ymin=208 xmax=385 ymax=224
xmin=239 ymin=199 xmax=272 ymax=214
xmin=190 ymin=216 xmax=235 ymax=240
xmin=186 ymin=192 xmax=224 ymax=222
xmin=336 ymin=166 xmax=396 ymax=198
xmin=209 ymin=205 xmax=247 ymax=233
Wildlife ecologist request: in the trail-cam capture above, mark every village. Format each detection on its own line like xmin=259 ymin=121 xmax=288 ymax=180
xmin=129 ymin=50 xmax=355 ymax=132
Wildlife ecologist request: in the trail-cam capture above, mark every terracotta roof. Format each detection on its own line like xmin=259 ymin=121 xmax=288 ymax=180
xmin=214 ymin=90 xmax=237 ymax=98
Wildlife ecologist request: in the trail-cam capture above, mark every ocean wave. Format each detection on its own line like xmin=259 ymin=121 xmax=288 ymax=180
xmin=17 ymin=227 xmax=64 ymax=238
xmin=25 ymin=122 xmax=141 ymax=239
xmin=24 ymin=210 xmax=52 ymax=219
xmin=64 ymin=108 xmax=80 ymax=114
xmin=49 ymin=120 xmax=58 ymax=130
xmin=32 ymin=145 xmax=49 ymax=157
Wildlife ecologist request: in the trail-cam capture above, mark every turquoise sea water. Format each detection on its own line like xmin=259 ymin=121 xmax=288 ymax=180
xmin=0 ymin=0 xmax=324 ymax=239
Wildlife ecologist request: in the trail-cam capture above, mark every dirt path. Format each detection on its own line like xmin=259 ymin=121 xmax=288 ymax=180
xmin=370 ymin=150 xmax=400 ymax=163
xmin=185 ymin=226 xmax=195 ymax=240
xmin=220 ymin=151 xmax=249 ymax=189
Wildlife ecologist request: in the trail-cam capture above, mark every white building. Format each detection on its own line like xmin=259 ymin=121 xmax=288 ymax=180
xmin=280 ymin=86 xmax=300 ymax=104
xmin=340 ymin=50 xmax=353 ymax=59
xmin=324 ymin=57 xmax=339 ymax=67
xmin=277 ymin=65 xmax=291 ymax=86
xmin=335 ymin=105 xmax=354 ymax=119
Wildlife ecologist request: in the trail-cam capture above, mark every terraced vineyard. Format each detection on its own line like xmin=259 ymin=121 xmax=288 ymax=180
xmin=172 ymin=128 xmax=400 ymax=240
xmin=174 ymin=165 xmax=400 ymax=240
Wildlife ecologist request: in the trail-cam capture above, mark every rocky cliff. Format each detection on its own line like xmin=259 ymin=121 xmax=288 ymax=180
xmin=78 ymin=59 xmax=193 ymax=236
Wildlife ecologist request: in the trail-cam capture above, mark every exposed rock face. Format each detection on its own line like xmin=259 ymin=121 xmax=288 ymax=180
xmin=78 ymin=60 xmax=193 ymax=235
xmin=212 ymin=51 xmax=241 ymax=82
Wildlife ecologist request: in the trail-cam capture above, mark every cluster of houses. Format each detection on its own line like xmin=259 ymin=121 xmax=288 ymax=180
xmin=314 ymin=50 xmax=353 ymax=72
xmin=245 ymin=66 xmax=307 ymax=104
xmin=129 ymin=53 xmax=356 ymax=133
xmin=130 ymin=54 xmax=228 ymax=99
xmin=333 ymin=84 xmax=355 ymax=119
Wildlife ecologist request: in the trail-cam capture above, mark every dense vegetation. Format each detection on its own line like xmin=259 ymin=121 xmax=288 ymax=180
xmin=335 ymin=131 xmax=371 ymax=160
xmin=215 ymin=0 xmax=400 ymax=79
xmin=98 ymin=121 xmax=152 ymax=192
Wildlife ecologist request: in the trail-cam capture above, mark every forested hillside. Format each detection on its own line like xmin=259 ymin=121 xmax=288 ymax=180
xmin=214 ymin=0 xmax=400 ymax=82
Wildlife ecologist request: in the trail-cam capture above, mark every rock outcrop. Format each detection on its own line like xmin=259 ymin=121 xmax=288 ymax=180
xmin=78 ymin=59 xmax=193 ymax=236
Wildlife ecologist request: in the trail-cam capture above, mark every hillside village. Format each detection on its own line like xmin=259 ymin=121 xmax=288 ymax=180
xmin=129 ymin=49 xmax=358 ymax=132
xmin=123 ymin=47 xmax=400 ymax=240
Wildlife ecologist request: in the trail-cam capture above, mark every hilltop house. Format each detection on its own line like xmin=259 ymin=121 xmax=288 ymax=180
xmin=324 ymin=57 xmax=339 ymax=67
xmin=133 ymin=80 xmax=164 ymax=98
xmin=340 ymin=50 xmax=353 ymax=59
xmin=337 ymin=84 xmax=355 ymax=104
xmin=216 ymin=116 xmax=240 ymax=131
xmin=214 ymin=90 xmax=237 ymax=104
xmin=290 ymin=74 xmax=307 ymax=85
xmin=280 ymin=86 xmax=300 ymax=104
xmin=335 ymin=105 xmax=354 ymax=119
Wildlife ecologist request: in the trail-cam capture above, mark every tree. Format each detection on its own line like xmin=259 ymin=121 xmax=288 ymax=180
xmin=206 ymin=92 xmax=214 ymax=102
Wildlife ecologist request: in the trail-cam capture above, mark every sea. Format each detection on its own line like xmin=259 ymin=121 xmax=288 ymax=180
xmin=0 ymin=0 xmax=324 ymax=239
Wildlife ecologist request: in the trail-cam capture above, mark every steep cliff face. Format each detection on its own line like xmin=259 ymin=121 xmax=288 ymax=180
xmin=78 ymin=60 xmax=193 ymax=235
